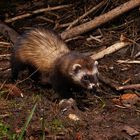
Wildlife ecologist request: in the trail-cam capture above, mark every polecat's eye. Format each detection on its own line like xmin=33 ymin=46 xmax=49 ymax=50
xmin=83 ymin=75 xmax=90 ymax=81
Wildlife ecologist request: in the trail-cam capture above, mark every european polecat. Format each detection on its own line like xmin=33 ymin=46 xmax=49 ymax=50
xmin=11 ymin=28 xmax=99 ymax=92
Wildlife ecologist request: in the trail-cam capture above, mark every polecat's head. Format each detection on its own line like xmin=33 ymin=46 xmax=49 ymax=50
xmin=69 ymin=57 xmax=99 ymax=90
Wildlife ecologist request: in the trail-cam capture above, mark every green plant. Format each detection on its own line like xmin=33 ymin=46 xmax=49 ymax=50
xmin=18 ymin=100 xmax=38 ymax=140
xmin=0 ymin=122 xmax=16 ymax=140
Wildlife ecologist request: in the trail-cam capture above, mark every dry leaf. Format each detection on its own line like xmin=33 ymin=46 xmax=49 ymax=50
xmin=15 ymin=128 xmax=22 ymax=134
xmin=112 ymin=93 xmax=140 ymax=107
xmin=122 ymin=125 xmax=139 ymax=136
xmin=68 ymin=114 xmax=80 ymax=121
xmin=3 ymin=84 xmax=23 ymax=97
xmin=76 ymin=132 xmax=82 ymax=140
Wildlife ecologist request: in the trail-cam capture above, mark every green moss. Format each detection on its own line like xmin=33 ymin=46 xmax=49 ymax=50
xmin=49 ymin=118 xmax=65 ymax=133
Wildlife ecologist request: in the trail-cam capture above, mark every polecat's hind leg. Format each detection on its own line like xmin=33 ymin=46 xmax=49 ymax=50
xmin=28 ymin=67 xmax=52 ymax=88
xmin=11 ymin=59 xmax=25 ymax=82
xmin=28 ymin=65 xmax=40 ymax=81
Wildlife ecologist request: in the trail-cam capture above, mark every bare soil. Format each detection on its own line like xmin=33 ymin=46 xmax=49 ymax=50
xmin=0 ymin=0 xmax=140 ymax=139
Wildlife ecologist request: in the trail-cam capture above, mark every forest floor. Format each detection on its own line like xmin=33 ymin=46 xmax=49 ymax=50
xmin=0 ymin=0 xmax=140 ymax=139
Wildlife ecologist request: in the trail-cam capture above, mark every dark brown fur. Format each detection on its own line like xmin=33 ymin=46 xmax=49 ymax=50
xmin=50 ymin=52 xmax=98 ymax=92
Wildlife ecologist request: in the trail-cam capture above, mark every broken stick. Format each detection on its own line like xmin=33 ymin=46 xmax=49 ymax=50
xmin=117 ymin=84 xmax=140 ymax=90
xmin=91 ymin=41 xmax=131 ymax=60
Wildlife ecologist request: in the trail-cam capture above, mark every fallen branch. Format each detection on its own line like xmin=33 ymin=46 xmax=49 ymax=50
xmin=0 ymin=67 xmax=10 ymax=72
xmin=0 ymin=42 xmax=10 ymax=46
xmin=66 ymin=0 xmax=107 ymax=30
xmin=61 ymin=0 xmax=140 ymax=40
xmin=91 ymin=41 xmax=131 ymax=60
xmin=117 ymin=84 xmax=140 ymax=90
xmin=5 ymin=5 xmax=71 ymax=23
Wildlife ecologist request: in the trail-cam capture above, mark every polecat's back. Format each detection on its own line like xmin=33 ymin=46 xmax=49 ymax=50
xmin=14 ymin=28 xmax=70 ymax=72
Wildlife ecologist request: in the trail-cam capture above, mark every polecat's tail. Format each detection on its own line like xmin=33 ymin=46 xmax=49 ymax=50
xmin=0 ymin=22 xmax=19 ymax=44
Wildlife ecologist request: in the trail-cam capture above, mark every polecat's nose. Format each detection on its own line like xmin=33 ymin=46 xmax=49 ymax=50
xmin=88 ymin=83 xmax=95 ymax=89
xmin=96 ymin=82 xmax=99 ymax=87
xmin=88 ymin=82 xmax=99 ymax=89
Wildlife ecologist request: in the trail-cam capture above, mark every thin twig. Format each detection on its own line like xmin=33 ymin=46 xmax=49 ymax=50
xmin=5 ymin=5 xmax=71 ymax=23
xmin=36 ymin=16 xmax=54 ymax=23
xmin=0 ymin=67 xmax=11 ymax=72
xmin=0 ymin=54 xmax=11 ymax=60
xmin=86 ymin=35 xmax=102 ymax=43
xmin=0 ymin=114 xmax=11 ymax=118
xmin=134 ymin=51 xmax=140 ymax=58
xmin=56 ymin=22 xmax=72 ymax=29
xmin=0 ymin=42 xmax=10 ymax=45
xmin=0 ymin=80 xmax=7 ymax=90
xmin=11 ymin=68 xmax=39 ymax=90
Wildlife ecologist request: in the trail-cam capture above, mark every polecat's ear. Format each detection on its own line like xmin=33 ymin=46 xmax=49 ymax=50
xmin=72 ymin=64 xmax=81 ymax=73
